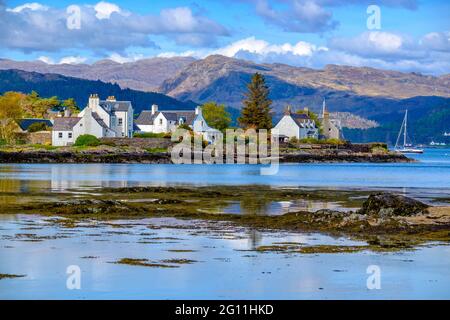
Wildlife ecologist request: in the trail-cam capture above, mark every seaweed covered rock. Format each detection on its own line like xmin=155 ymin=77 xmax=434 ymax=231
xmin=358 ymin=193 xmax=428 ymax=217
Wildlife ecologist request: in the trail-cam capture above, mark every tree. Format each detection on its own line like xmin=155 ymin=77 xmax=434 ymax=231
xmin=27 ymin=122 xmax=50 ymax=133
xmin=238 ymin=73 xmax=272 ymax=130
xmin=202 ymin=102 xmax=231 ymax=131
xmin=0 ymin=92 xmax=23 ymax=143
xmin=62 ymin=98 xmax=80 ymax=114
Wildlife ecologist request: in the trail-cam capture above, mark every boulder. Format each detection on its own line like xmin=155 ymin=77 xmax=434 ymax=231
xmin=358 ymin=192 xmax=428 ymax=217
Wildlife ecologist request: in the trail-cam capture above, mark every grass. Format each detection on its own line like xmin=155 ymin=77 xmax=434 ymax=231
xmin=134 ymin=132 xmax=168 ymax=138
xmin=145 ymin=147 xmax=168 ymax=153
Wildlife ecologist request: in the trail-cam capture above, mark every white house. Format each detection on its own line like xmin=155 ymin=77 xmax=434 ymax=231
xmin=273 ymin=106 xmax=319 ymax=141
xmin=135 ymin=105 xmax=220 ymax=143
xmin=52 ymin=94 xmax=133 ymax=146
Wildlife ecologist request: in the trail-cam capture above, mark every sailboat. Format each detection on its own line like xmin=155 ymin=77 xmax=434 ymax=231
xmin=394 ymin=110 xmax=424 ymax=154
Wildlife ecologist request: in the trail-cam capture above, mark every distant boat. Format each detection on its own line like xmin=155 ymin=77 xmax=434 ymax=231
xmin=394 ymin=110 xmax=424 ymax=154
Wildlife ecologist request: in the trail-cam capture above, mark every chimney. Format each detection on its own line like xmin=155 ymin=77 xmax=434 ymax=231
xmin=284 ymin=105 xmax=292 ymax=115
xmin=195 ymin=106 xmax=202 ymax=116
xmin=89 ymin=94 xmax=100 ymax=110
xmin=64 ymin=108 xmax=71 ymax=117
xmin=151 ymin=104 xmax=158 ymax=115
xmin=304 ymin=107 xmax=309 ymax=113
xmin=106 ymin=96 xmax=116 ymax=101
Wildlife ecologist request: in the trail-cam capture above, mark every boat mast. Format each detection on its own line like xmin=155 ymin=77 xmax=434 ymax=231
xmin=403 ymin=109 xmax=408 ymax=147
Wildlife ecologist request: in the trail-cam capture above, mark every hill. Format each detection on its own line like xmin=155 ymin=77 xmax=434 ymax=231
xmin=0 ymin=57 xmax=195 ymax=92
xmin=0 ymin=69 xmax=196 ymax=114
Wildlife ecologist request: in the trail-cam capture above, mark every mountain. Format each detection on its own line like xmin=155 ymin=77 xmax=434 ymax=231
xmin=158 ymin=55 xmax=450 ymax=143
xmin=0 ymin=69 xmax=196 ymax=114
xmin=0 ymin=57 xmax=195 ymax=92
xmin=159 ymin=55 xmax=450 ymax=109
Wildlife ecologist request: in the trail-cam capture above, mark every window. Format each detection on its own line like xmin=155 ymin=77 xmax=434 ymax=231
xmin=58 ymin=132 xmax=63 ymax=138
xmin=68 ymin=132 xmax=72 ymax=139
xmin=118 ymin=118 xmax=123 ymax=126
xmin=159 ymin=119 xmax=163 ymax=125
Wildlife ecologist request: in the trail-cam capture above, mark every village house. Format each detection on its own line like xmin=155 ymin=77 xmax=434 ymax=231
xmin=52 ymin=94 xmax=133 ymax=146
xmin=135 ymin=104 xmax=221 ymax=143
xmin=273 ymin=106 xmax=319 ymax=141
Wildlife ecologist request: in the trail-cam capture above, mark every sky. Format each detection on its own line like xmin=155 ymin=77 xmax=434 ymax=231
xmin=0 ymin=0 xmax=449 ymax=74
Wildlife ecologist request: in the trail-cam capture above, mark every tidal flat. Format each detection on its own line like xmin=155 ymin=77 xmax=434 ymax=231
xmin=1 ymin=153 xmax=449 ymax=299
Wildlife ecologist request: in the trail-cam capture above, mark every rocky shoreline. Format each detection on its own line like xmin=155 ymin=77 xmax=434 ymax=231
xmin=0 ymin=150 xmax=412 ymax=164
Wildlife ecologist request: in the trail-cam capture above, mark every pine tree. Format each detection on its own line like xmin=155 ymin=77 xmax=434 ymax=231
xmin=238 ymin=73 xmax=272 ymax=130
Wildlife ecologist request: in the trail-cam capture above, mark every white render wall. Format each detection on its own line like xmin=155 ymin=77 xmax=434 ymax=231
xmin=273 ymin=116 xmax=300 ymax=139
xmin=52 ymin=130 xmax=75 ymax=146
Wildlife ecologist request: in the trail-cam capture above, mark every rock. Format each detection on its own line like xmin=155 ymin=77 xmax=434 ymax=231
xmin=358 ymin=192 xmax=428 ymax=217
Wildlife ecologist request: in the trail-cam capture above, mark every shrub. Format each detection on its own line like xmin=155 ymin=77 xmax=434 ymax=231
xmin=74 ymin=134 xmax=100 ymax=146
xmin=133 ymin=132 xmax=167 ymax=138
xmin=27 ymin=122 xmax=49 ymax=133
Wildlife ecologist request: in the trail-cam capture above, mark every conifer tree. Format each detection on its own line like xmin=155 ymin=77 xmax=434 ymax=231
xmin=238 ymin=73 xmax=272 ymax=130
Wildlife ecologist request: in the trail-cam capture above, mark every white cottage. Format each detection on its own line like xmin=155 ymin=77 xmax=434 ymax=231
xmin=52 ymin=94 xmax=134 ymax=146
xmin=135 ymin=105 xmax=220 ymax=143
xmin=273 ymin=107 xmax=319 ymax=140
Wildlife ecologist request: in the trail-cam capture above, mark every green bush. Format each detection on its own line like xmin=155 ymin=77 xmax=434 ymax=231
xmin=27 ymin=122 xmax=49 ymax=133
xmin=133 ymin=132 xmax=167 ymax=138
xmin=0 ymin=139 xmax=6 ymax=147
xmin=74 ymin=134 xmax=100 ymax=146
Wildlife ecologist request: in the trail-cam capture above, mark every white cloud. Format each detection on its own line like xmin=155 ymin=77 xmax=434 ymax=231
xmin=157 ymin=50 xmax=199 ymax=58
xmin=38 ymin=55 xmax=87 ymax=64
xmin=420 ymin=32 xmax=450 ymax=52
xmin=6 ymin=2 xmax=48 ymax=13
xmin=94 ymin=1 xmax=121 ymax=19
xmin=213 ymin=36 xmax=326 ymax=58
xmin=108 ymin=53 xmax=144 ymax=63
xmin=0 ymin=3 xmax=229 ymax=53
xmin=59 ymin=56 xmax=87 ymax=64
xmin=38 ymin=56 xmax=54 ymax=64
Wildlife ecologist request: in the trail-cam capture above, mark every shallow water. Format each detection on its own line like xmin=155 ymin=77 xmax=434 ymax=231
xmin=0 ymin=148 xmax=449 ymax=299
xmin=1 ymin=215 xmax=449 ymax=299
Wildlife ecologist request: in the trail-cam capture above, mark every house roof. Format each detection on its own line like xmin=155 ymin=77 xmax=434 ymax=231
xmin=135 ymin=111 xmax=157 ymax=125
xmin=92 ymin=112 xmax=109 ymax=129
xmin=15 ymin=118 xmax=53 ymax=131
xmin=99 ymin=101 xmax=132 ymax=113
xmin=136 ymin=110 xmax=196 ymax=125
xmin=290 ymin=113 xmax=313 ymax=127
xmin=52 ymin=117 xmax=81 ymax=131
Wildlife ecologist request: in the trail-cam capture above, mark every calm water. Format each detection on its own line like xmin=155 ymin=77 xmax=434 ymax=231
xmin=0 ymin=148 xmax=449 ymax=299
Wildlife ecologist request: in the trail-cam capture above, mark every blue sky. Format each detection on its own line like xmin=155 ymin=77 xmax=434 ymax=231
xmin=1 ymin=0 xmax=449 ymax=74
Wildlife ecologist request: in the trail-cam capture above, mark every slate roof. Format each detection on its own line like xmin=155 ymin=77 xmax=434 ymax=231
xmin=290 ymin=113 xmax=314 ymax=127
xmin=135 ymin=110 xmax=196 ymax=125
xmin=52 ymin=117 xmax=81 ymax=131
xmin=92 ymin=112 xmax=109 ymax=129
xmin=99 ymin=101 xmax=132 ymax=113
xmin=15 ymin=118 xmax=53 ymax=131
xmin=135 ymin=111 xmax=157 ymax=125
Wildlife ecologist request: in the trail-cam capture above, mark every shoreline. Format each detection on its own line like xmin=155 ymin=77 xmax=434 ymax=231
xmin=0 ymin=150 xmax=412 ymax=164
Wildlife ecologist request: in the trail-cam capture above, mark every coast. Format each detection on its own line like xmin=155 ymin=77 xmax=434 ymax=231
xmin=0 ymin=148 xmax=411 ymax=164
